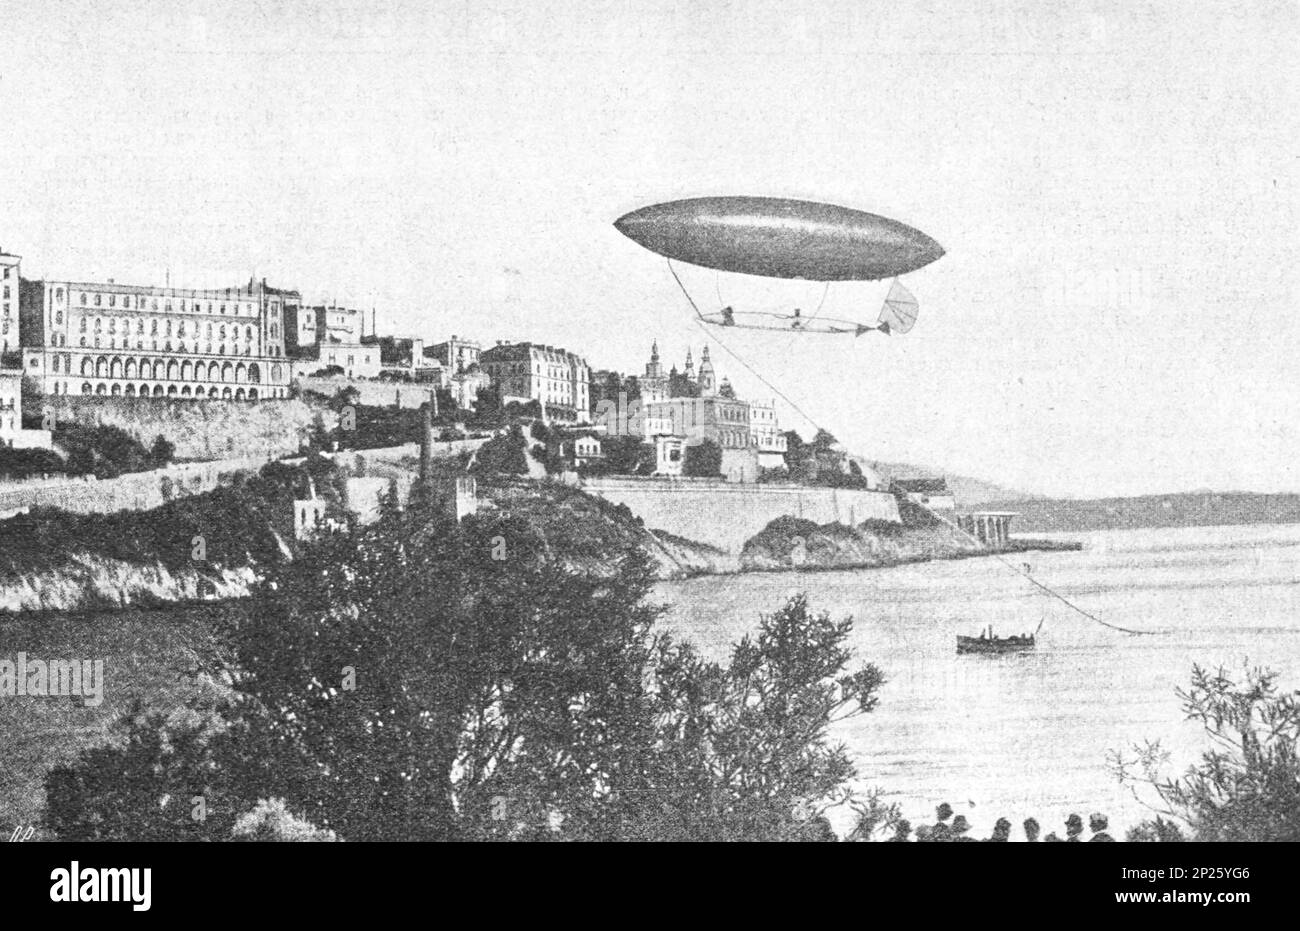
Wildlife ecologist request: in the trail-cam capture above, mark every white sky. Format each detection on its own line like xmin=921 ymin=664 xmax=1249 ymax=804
xmin=2 ymin=0 xmax=1296 ymax=497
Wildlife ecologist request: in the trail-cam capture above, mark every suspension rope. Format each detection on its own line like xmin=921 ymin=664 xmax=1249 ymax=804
xmin=669 ymin=259 xmax=827 ymax=431
xmin=804 ymin=280 xmax=832 ymax=324
xmin=666 ymin=258 xmax=1160 ymax=637
xmin=924 ymin=506 xmax=1161 ymax=635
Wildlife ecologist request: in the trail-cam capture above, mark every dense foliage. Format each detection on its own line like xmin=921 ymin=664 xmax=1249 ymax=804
xmin=471 ymin=425 xmax=530 ymax=475
xmin=683 ymin=439 xmax=722 ymax=477
xmin=43 ymin=499 xmax=886 ymax=841
xmin=0 ymin=457 xmax=343 ymax=575
xmin=0 ymin=446 xmax=67 ymax=480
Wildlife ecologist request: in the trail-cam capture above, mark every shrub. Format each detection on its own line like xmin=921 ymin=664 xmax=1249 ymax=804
xmin=1112 ymin=664 xmax=1300 ymax=841
xmin=683 ymin=440 xmax=722 ymax=477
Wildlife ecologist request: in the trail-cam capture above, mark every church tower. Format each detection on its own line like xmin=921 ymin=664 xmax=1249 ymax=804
xmin=697 ymin=345 xmax=716 ymax=396
xmin=643 ymin=341 xmax=668 ymax=402
xmin=683 ymin=348 xmax=695 ymax=379
xmin=645 ymin=340 xmax=663 ymax=379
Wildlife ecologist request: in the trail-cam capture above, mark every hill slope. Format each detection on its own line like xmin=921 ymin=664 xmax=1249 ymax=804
xmin=986 ymin=491 xmax=1300 ymax=533
xmin=858 ymin=459 xmax=1040 ymax=505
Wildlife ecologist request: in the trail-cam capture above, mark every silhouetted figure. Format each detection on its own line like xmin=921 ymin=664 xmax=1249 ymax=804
xmin=721 ymin=306 xmax=735 ymax=326
xmin=887 ymin=819 xmax=912 ymax=842
xmin=931 ymin=802 xmax=954 ymax=842
xmin=986 ymin=818 xmax=1012 ymax=842
xmin=951 ymin=814 xmax=977 ymax=842
xmin=791 ymin=308 xmax=803 ymax=329
xmin=1088 ymin=813 xmax=1115 ymax=842
xmin=1065 ymin=813 xmax=1084 ymax=842
xmin=1023 ymin=818 xmax=1041 ymax=842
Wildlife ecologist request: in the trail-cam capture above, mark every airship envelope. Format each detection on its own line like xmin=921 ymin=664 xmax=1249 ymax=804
xmin=614 ymin=196 xmax=944 ymax=281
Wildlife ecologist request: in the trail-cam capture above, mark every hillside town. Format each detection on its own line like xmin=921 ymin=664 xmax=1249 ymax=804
xmin=0 ymin=242 xmax=1032 ymax=552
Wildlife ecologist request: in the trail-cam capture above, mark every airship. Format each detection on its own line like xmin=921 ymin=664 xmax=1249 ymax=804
xmin=613 ymin=196 xmax=944 ymax=281
xmin=614 ymin=196 xmax=944 ymax=335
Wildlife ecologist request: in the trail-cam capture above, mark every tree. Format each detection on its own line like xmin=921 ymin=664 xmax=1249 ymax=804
xmin=783 ymin=430 xmax=811 ymax=482
xmin=219 ymin=509 xmax=666 ymax=841
xmin=623 ymin=594 xmax=885 ymax=841
xmin=811 ymin=428 xmax=839 ymax=451
xmin=307 ymin=414 xmax=333 ymax=452
xmin=54 ymin=423 xmax=156 ymax=478
xmin=602 ymin=435 xmax=654 ymax=475
xmin=332 ymin=385 xmax=361 ymax=411
xmin=471 ymin=425 xmax=529 ymax=475
xmin=0 ymin=446 xmax=67 ymax=479
xmin=150 ymin=434 xmax=176 ymax=467
xmin=434 ymin=387 xmax=457 ymax=419
xmin=1112 ymin=664 xmax=1300 ymax=841
xmin=683 ymin=439 xmax=722 ymax=477
xmin=44 ymin=697 xmax=260 ymax=841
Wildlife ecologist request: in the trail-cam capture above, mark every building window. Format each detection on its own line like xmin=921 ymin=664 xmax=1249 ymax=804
xmin=80 ymin=293 xmax=87 ymax=306
xmin=94 ymin=294 xmax=101 ymax=306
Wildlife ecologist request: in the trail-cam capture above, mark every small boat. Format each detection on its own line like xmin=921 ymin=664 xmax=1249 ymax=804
xmin=956 ymin=627 xmax=1035 ymax=655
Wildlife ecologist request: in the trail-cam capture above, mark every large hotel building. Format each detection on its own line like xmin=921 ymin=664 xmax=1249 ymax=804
xmin=18 ymin=275 xmax=296 ymax=400
xmin=480 ymin=341 xmax=590 ymax=419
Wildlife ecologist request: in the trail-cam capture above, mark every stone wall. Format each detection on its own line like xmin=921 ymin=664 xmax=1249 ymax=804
xmin=580 ymin=477 xmax=901 ymax=553
xmin=0 ymin=455 xmax=268 ymax=518
xmin=296 ymin=376 xmax=436 ymax=410
xmin=38 ymin=395 xmax=337 ymax=461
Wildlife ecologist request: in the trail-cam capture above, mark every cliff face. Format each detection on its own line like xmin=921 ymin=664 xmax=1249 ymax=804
xmin=0 ymin=558 xmax=256 ymax=614
xmin=479 ymin=480 xmax=735 ymax=579
xmin=39 ymin=395 xmax=336 ymax=461
xmin=739 ymin=514 xmax=980 ymax=572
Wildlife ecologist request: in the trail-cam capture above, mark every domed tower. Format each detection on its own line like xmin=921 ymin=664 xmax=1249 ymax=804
xmin=645 ymin=340 xmax=663 ymax=379
xmin=683 ymin=348 xmax=695 ymax=379
xmin=696 ymin=345 xmax=716 ymax=396
xmin=643 ymin=341 xmax=668 ymax=402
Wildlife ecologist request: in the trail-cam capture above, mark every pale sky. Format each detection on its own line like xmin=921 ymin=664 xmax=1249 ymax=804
xmin=2 ymin=0 xmax=1296 ymax=497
